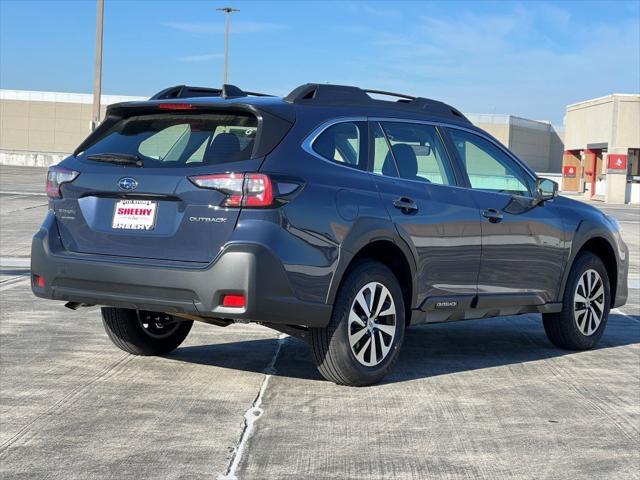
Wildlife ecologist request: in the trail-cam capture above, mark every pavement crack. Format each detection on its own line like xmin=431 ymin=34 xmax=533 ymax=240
xmin=217 ymin=333 xmax=286 ymax=480
xmin=23 ymin=203 xmax=48 ymax=210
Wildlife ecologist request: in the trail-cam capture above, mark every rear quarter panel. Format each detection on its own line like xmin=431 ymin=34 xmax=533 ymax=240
xmin=255 ymin=112 xmax=393 ymax=304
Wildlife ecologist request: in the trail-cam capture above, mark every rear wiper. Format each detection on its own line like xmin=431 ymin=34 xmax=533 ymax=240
xmin=86 ymin=153 xmax=143 ymax=167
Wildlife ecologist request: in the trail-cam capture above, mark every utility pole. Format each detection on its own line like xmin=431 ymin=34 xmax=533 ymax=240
xmin=91 ymin=0 xmax=104 ymax=130
xmin=216 ymin=7 xmax=239 ymax=85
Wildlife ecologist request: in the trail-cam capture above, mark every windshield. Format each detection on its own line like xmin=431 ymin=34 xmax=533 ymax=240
xmin=79 ymin=113 xmax=258 ymax=168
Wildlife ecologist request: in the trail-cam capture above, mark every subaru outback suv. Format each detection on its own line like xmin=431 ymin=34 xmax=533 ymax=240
xmin=31 ymin=83 xmax=629 ymax=386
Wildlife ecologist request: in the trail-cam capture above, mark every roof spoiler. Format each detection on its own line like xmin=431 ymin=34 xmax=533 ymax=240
xmin=150 ymin=84 xmax=273 ymax=100
xmin=73 ymin=99 xmax=294 ymax=158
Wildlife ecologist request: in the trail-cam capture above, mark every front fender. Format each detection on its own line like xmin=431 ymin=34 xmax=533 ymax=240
xmin=557 ymin=219 xmax=627 ymax=303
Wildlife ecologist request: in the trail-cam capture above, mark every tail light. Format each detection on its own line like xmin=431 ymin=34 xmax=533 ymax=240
xmin=243 ymin=174 xmax=273 ymax=207
xmin=158 ymin=103 xmax=195 ymax=110
xmin=46 ymin=166 xmax=80 ymax=198
xmin=189 ymin=173 xmax=274 ymax=207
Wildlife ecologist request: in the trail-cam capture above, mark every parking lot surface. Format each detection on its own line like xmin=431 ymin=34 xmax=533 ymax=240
xmin=1 ymin=165 xmax=638 ymax=479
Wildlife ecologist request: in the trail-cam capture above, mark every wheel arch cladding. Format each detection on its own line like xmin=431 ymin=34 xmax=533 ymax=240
xmin=337 ymin=240 xmax=414 ymax=327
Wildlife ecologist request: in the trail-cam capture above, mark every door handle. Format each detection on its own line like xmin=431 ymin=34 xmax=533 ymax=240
xmin=482 ymin=208 xmax=503 ymax=223
xmin=393 ymin=197 xmax=418 ymax=214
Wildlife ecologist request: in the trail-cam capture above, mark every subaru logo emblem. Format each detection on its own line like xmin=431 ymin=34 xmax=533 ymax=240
xmin=118 ymin=177 xmax=138 ymax=191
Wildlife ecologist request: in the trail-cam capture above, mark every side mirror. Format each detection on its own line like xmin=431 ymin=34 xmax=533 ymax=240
xmin=535 ymin=177 xmax=558 ymax=203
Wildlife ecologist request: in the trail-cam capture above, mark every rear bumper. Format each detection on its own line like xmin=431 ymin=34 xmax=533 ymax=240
xmin=31 ymin=214 xmax=331 ymax=327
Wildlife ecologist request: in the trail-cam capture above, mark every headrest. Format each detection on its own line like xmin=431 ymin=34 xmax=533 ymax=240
xmin=204 ymin=133 xmax=241 ymax=163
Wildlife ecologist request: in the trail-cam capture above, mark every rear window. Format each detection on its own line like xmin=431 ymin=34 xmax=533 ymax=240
xmin=79 ymin=113 xmax=258 ymax=167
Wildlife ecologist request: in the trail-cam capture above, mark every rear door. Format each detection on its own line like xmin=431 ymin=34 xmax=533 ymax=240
xmin=443 ymin=127 xmax=566 ymax=305
xmin=370 ymin=120 xmax=481 ymax=309
xmin=55 ymin=111 xmax=261 ymax=263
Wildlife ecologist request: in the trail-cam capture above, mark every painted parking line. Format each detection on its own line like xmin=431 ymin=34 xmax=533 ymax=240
xmin=0 ymin=190 xmax=47 ymax=197
xmin=0 ymin=257 xmax=31 ymax=268
xmin=612 ymin=309 xmax=640 ymax=321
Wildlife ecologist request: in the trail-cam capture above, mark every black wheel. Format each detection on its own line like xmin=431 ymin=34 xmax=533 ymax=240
xmin=101 ymin=308 xmax=193 ymax=356
xmin=311 ymin=260 xmax=405 ymax=386
xmin=543 ymin=252 xmax=610 ymax=350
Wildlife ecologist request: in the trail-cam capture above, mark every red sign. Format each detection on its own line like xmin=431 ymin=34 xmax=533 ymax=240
xmin=563 ymin=165 xmax=577 ymax=177
xmin=607 ymin=154 xmax=628 ymax=170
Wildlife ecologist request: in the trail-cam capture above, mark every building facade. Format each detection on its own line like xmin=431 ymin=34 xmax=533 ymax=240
xmin=1 ymin=89 xmax=566 ymax=176
xmin=0 ymin=90 xmax=145 ymax=166
xmin=562 ymin=94 xmax=640 ymax=204
xmin=467 ymin=114 xmax=564 ymax=174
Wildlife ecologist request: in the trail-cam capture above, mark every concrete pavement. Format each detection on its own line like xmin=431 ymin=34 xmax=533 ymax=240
xmin=0 ymin=166 xmax=638 ymax=479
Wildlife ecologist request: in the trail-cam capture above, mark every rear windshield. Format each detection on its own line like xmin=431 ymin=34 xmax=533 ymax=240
xmin=79 ymin=113 xmax=258 ymax=168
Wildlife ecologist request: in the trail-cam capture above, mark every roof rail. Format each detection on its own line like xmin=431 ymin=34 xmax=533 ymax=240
xmin=150 ymin=84 xmax=273 ymax=100
xmin=363 ymin=88 xmax=416 ymax=101
xmin=284 ymin=83 xmax=469 ymax=123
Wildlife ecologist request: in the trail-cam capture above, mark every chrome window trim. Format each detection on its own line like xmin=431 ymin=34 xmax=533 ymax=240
xmin=301 ymin=116 xmax=538 ymax=194
xmin=301 ymin=117 xmax=369 ymax=172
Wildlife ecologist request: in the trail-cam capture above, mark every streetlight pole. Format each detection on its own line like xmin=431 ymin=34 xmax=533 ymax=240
xmin=216 ymin=7 xmax=239 ymax=85
xmin=92 ymin=0 xmax=104 ymax=130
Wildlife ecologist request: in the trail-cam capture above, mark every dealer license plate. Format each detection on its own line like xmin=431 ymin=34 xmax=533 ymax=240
xmin=112 ymin=199 xmax=158 ymax=230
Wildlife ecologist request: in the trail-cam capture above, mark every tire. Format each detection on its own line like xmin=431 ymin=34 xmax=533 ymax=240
xmin=543 ymin=251 xmax=610 ymax=350
xmin=311 ymin=260 xmax=405 ymax=386
xmin=101 ymin=308 xmax=193 ymax=356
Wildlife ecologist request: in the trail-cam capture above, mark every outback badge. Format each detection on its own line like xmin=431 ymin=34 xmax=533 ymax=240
xmin=435 ymin=301 xmax=458 ymax=309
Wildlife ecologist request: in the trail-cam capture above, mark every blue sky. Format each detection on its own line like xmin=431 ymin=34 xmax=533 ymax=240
xmin=1 ymin=0 xmax=639 ymax=124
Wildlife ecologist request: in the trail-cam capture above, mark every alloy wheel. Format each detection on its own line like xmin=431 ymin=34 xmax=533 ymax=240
xmin=574 ymin=269 xmax=605 ymax=336
xmin=348 ymin=282 xmax=397 ymax=367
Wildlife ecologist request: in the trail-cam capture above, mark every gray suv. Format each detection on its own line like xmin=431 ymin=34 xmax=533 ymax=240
xmin=31 ymin=83 xmax=629 ymax=386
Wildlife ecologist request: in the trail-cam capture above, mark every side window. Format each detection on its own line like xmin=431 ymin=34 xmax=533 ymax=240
xmin=312 ymin=121 xmax=368 ymax=170
xmin=447 ymin=129 xmax=531 ymax=196
xmin=376 ymin=122 xmax=455 ymax=185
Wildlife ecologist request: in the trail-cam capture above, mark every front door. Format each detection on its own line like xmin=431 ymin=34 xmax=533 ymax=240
xmin=444 ymin=127 xmax=566 ymax=307
xmin=371 ymin=121 xmax=481 ymax=311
